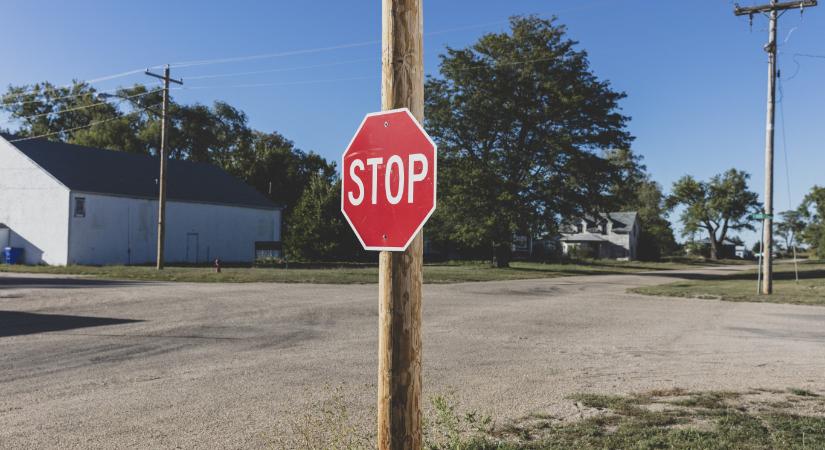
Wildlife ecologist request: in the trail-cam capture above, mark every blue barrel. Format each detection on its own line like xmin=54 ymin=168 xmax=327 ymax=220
xmin=3 ymin=247 xmax=23 ymax=265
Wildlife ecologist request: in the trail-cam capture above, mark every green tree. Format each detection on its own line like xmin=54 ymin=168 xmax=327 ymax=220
xmin=1 ymin=81 xmax=132 ymax=144
xmin=425 ymin=16 xmax=633 ymax=267
xmin=604 ymin=148 xmax=677 ymax=260
xmin=239 ymin=131 xmax=337 ymax=211
xmin=775 ymin=210 xmax=806 ymax=255
xmin=799 ymin=186 xmax=825 ymax=259
xmin=285 ymin=175 xmax=360 ymax=261
xmin=667 ymin=169 xmax=760 ymax=260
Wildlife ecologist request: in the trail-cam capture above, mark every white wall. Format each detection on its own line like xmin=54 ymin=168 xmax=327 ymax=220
xmin=0 ymin=139 xmax=70 ymax=265
xmin=68 ymin=192 xmax=281 ymax=265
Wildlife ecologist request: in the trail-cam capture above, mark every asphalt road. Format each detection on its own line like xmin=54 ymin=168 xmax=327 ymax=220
xmin=1 ymin=266 xmax=823 ymax=448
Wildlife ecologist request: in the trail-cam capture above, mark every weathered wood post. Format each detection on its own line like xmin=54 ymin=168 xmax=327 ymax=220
xmin=377 ymin=0 xmax=424 ymax=448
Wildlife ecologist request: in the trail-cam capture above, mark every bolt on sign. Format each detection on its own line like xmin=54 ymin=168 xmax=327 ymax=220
xmin=341 ymin=108 xmax=437 ymax=251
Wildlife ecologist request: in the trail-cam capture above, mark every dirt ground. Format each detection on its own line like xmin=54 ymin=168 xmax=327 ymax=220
xmin=1 ymin=266 xmax=823 ymax=448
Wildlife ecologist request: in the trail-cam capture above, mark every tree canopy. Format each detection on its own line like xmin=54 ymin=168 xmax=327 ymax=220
xmin=667 ymin=169 xmax=760 ymax=259
xmin=799 ymin=186 xmax=825 ymax=259
xmin=425 ymin=16 xmax=634 ymax=266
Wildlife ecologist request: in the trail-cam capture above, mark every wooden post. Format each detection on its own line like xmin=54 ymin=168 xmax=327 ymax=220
xmin=145 ymin=66 xmax=183 ymax=271
xmin=377 ymin=0 xmax=424 ymax=449
xmin=733 ymin=0 xmax=818 ymax=294
xmin=156 ymin=65 xmax=170 ymax=271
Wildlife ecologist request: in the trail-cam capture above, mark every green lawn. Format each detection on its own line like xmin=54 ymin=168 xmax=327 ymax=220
xmin=0 ymin=258 xmax=740 ymax=284
xmin=632 ymin=262 xmax=825 ymax=306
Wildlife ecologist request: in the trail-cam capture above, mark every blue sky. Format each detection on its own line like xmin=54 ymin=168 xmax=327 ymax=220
xmin=2 ymin=0 xmax=823 ymax=245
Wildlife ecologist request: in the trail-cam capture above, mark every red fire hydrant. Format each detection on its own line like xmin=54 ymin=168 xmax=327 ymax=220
xmin=214 ymin=258 xmax=221 ymax=273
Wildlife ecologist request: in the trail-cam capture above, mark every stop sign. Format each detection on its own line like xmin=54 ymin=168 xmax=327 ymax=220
xmin=341 ymin=108 xmax=437 ymax=251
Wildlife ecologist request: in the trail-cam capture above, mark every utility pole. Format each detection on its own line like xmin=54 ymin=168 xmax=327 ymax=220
xmin=146 ymin=65 xmax=183 ymax=270
xmin=378 ymin=1 xmax=424 ymax=448
xmin=734 ymin=0 xmax=817 ymax=294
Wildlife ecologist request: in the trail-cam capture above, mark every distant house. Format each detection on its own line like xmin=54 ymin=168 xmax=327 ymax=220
xmin=0 ymin=134 xmax=282 ymax=265
xmin=735 ymin=245 xmax=753 ymax=260
xmin=559 ymin=212 xmax=640 ymax=260
xmin=691 ymin=238 xmax=738 ymax=259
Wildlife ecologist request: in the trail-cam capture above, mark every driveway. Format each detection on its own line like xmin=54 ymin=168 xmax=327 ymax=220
xmin=1 ymin=266 xmax=823 ymax=448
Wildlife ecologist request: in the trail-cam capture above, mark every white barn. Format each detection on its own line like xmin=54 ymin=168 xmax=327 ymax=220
xmin=0 ymin=134 xmax=282 ymax=265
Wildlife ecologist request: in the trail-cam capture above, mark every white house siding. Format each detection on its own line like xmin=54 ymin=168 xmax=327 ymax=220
xmin=67 ymin=192 xmax=281 ymax=265
xmin=0 ymin=140 xmax=70 ymax=265
xmin=600 ymin=223 xmax=639 ymax=260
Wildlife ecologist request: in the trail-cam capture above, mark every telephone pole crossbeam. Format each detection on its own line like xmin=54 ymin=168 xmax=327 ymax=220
xmin=734 ymin=0 xmax=816 ymax=16
xmin=733 ymin=0 xmax=817 ymax=294
xmin=145 ymin=66 xmax=183 ymax=270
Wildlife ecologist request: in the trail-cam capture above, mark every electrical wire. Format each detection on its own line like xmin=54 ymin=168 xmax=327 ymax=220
xmin=165 ymin=9 xmax=596 ymax=71
xmin=181 ymin=53 xmax=583 ymax=91
xmin=794 ymin=53 xmax=825 ymax=59
xmin=777 ymin=75 xmax=800 ymax=282
xmin=3 ymin=6 xmax=608 ymax=97
xmin=183 ymin=57 xmax=378 ymax=81
xmin=1 ymin=82 xmax=164 ymax=107
xmin=8 ymin=103 xmax=162 ymax=143
xmin=13 ymin=88 xmax=164 ymax=122
xmin=169 ymin=40 xmax=380 ymax=69
xmin=180 ymin=53 xmax=575 ymax=91
xmin=183 ymin=75 xmax=377 ymax=91
xmin=4 ymin=67 xmax=159 ymax=98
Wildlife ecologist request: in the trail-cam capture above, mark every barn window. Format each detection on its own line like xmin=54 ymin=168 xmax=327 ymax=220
xmin=74 ymin=197 xmax=86 ymax=218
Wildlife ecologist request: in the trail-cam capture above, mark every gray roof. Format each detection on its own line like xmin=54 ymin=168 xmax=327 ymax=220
xmin=2 ymin=134 xmax=278 ymax=210
xmin=561 ymin=211 xmax=639 ymax=235
xmin=602 ymin=212 xmax=638 ymax=231
xmin=695 ymin=238 xmax=738 ymax=246
xmin=559 ymin=233 xmax=607 ymax=243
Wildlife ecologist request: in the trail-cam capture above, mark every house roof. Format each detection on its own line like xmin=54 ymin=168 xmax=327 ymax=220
xmin=602 ymin=212 xmax=638 ymax=231
xmin=1 ymin=134 xmax=278 ymax=210
xmin=695 ymin=238 xmax=738 ymax=246
xmin=559 ymin=233 xmax=607 ymax=243
xmin=560 ymin=211 xmax=639 ymax=235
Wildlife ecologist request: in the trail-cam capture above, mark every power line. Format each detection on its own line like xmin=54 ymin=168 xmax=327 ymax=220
xmin=183 ymin=57 xmax=378 ymax=81
xmin=182 ymin=54 xmax=585 ymax=91
xmin=169 ymin=40 xmax=380 ymax=69
xmin=183 ymin=75 xmax=378 ymax=91
xmin=794 ymin=52 xmax=825 ymax=59
xmin=13 ymin=88 xmax=163 ymax=122
xmin=165 ymin=13 xmax=578 ymax=70
xmin=777 ymin=78 xmax=794 ymax=211
xmin=5 ymin=67 xmax=161 ymax=97
xmin=2 ymin=9 xmax=603 ymax=97
xmin=1 ymin=82 xmax=164 ymax=107
xmin=8 ymin=103 xmax=162 ymax=143
xmin=777 ymin=75 xmax=801 ymax=282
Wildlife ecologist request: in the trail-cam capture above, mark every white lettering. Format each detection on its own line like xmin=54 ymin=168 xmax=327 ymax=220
xmin=366 ymin=157 xmax=384 ymax=204
xmin=407 ymin=153 xmax=428 ymax=203
xmin=347 ymin=159 xmax=365 ymax=205
xmin=385 ymin=155 xmax=404 ymax=205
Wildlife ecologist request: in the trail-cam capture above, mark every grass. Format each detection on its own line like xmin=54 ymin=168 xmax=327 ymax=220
xmin=431 ymin=389 xmax=825 ymax=449
xmin=277 ymin=387 xmax=825 ymax=449
xmin=0 ymin=258 xmax=742 ymax=284
xmin=631 ymin=261 xmax=825 ymax=305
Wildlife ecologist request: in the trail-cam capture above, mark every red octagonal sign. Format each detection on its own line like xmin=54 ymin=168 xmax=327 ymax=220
xmin=341 ymin=108 xmax=437 ymax=251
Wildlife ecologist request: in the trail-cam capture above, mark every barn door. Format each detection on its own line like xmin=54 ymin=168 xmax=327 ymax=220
xmin=185 ymin=233 xmax=199 ymax=264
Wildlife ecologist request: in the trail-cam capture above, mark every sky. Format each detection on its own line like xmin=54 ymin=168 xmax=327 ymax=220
xmin=1 ymin=0 xmax=823 ymax=246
